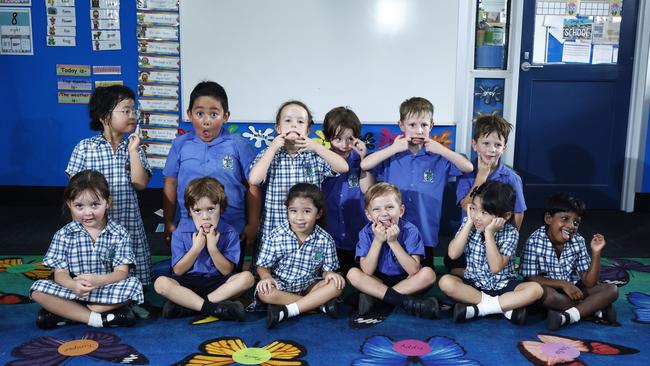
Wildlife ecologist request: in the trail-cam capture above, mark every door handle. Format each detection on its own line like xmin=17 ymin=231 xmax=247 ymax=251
xmin=521 ymin=61 xmax=544 ymax=72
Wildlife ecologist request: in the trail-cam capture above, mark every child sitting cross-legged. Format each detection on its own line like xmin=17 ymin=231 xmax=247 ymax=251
xmin=256 ymin=183 xmax=344 ymax=329
xmin=520 ymin=192 xmax=618 ymax=330
xmin=439 ymin=180 xmax=543 ymax=325
xmin=346 ymin=182 xmax=439 ymax=319
xmin=154 ymin=177 xmax=254 ymax=321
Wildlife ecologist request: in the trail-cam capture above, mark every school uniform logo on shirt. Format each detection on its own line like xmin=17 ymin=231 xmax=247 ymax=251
xmin=423 ymin=168 xmax=434 ymax=183
xmin=348 ymin=174 xmax=359 ymax=188
xmin=222 ymin=155 xmax=234 ymax=169
xmin=312 ymin=251 xmax=323 ymax=262
xmin=305 ymin=165 xmax=314 ymax=177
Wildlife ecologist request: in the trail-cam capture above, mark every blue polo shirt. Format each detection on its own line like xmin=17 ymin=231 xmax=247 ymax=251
xmin=373 ymin=147 xmax=463 ymax=247
xmin=355 ymin=218 xmax=425 ymax=276
xmin=322 ymin=150 xmax=368 ymax=251
xmin=456 ymin=159 xmax=526 ymax=218
xmin=171 ymin=219 xmax=241 ymax=277
xmin=163 ymin=130 xmax=255 ymax=233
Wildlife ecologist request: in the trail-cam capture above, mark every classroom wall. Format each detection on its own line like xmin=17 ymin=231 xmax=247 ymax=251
xmin=643 ymin=112 xmax=650 ymax=193
xmin=1 ymin=1 xmax=649 ymax=196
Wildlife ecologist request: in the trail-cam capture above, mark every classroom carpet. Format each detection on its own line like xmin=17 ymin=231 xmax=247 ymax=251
xmin=1 ymin=256 xmax=649 ymax=366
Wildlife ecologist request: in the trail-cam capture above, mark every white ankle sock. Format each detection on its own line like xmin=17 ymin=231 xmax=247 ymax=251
xmin=567 ymin=307 xmax=581 ymax=323
xmin=477 ymin=292 xmax=502 ymax=316
xmin=504 ymin=310 xmax=513 ymax=319
xmin=88 ymin=311 xmax=103 ymax=327
xmin=286 ymin=303 xmax=300 ymax=318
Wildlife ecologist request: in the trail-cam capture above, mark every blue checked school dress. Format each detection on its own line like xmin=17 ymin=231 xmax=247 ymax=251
xmin=30 ymin=220 xmax=144 ymax=304
xmin=256 ymin=222 xmax=339 ymax=293
xmin=66 ymin=134 xmax=152 ymax=285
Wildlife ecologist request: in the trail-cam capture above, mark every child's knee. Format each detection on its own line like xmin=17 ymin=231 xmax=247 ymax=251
xmin=529 ymin=282 xmax=544 ymax=299
xmin=257 ymin=288 xmax=276 ymax=303
xmin=417 ymin=267 xmax=437 ymax=285
xmin=346 ymin=267 xmax=363 ymax=285
xmin=236 ymin=271 xmax=255 ymax=288
xmin=604 ymin=282 xmax=619 ymax=301
xmin=153 ymin=276 xmax=172 ymax=295
xmin=437 ymin=274 xmax=456 ymax=293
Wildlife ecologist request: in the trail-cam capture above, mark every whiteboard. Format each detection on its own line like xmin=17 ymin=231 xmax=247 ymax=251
xmin=179 ymin=0 xmax=458 ymax=124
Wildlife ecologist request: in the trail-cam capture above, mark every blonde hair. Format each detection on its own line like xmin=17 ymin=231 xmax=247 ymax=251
xmin=184 ymin=177 xmax=228 ymax=214
xmin=364 ymin=182 xmax=402 ymax=208
xmin=399 ymin=97 xmax=434 ymax=121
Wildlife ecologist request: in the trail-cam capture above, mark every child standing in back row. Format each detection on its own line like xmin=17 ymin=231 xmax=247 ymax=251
xmin=249 ymin=100 xmax=349 ymax=245
xmin=361 ymin=97 xmax=473 ymax=267
xmin=321 ymin=106 xmax=373 ymax=274
xmin=66 ymin=85 xmax=152 ymax=288
xmin=31 ymin=170 xmax=143 ymax=329
xmin=163 ymin=81 xmax=260 ymax=271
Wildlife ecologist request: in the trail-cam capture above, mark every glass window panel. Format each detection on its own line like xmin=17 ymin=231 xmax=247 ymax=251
xmin=475 ymin=0 xmax=511 ymax=70
xmin=532 ymin=0 xmax=621 ymax=64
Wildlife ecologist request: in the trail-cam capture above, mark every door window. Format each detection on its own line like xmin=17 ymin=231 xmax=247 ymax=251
xmin=475 ymin=0 xmax=511 ymax=69
xmin=532 ymin=0 xmax=622 ymax=64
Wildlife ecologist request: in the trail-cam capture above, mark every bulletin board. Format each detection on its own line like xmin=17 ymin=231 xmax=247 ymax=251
xmin=179 ymin=0 xmax=460 ymax=124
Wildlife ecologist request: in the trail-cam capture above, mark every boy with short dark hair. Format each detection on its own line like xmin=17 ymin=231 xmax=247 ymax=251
xmin=520 ymin=192 xmax=618 ymax=330
xmin=361 ymin=97 xmax=473 ymax=267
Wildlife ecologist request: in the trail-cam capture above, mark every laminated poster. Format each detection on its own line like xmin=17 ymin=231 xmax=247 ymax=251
xmin=137 ymin=11 xmax=178 ymax=26
xmin=95 ymin=80 xmax=123 ymax=87
xmin=141 ymin=141 xmax=171 ymax=156
xmin=138 ymin=112 xmax=179 ymax=127
xmin=138 ymin=40 xmax=178 ymax=55
xmin=92 ymin=65 xmax=121 ymax=74
xmin=136 ymin=0 xmax=178 ymax=11
xmin=138 ymin=83 xmax=178 ymax=98
xmin=58 ymin=91 xmax=91 ymax=104
xmin=57 ymin=78 xmax=92 ymax=90
xmin=136 ymin=25 xmax=178 ymax=40
xmin=138 ymin=54 xmax=179 ymax=69
xmin=139 ymin=97 xmax=178 ymax=112
xmin=140 ymin=126 xmax=178 ymax=141
xmin=56 ymin=64 xmax=90 ymax=76
xmin=46 ymin=6 xmax=75 ymax=17
xmin=0 ymin=7 xmax=33 ymax=55
xmin=138 ymin=69 xmax=179 ymax=83
xmin=146 ymin=155 xmax=167 ymax=169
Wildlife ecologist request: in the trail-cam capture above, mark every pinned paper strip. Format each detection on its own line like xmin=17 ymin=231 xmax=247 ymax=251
xmin=56 ymin=64 xmax=91 ymax=76
xmin=138 ymin=70 xmax=179 ymax=83
xmin=91 ymin=18 xmax=119 ymax=30
xmin=138 ymin=40 xmax=179 ymax=55
xmin=138 ymin=83 xmax=178 ymax=98
xmin=139 ymin=98 xmax=179 ymax=112
xmin=136 ymin=0 xmax=179 ymax=11
xmin=138 ymin=112 xmax=179 ymax=127
xmin=46 ymin=6 xmax=75 ymax=16
xmin=93 ymin=39 xmax=120 ymax=51
xmin=58 ymin=91 xmax=91 ymax=104
xmin=58 ymin=78 xmax=92 ymax=90
xmin=137 ymin=11 xmax=179 ymax=26
xmin=141 ymin=141 xmax=172 ymax=156
xmin=146 ymin=155 xmax=168 ymax=169
xmin=92 ymin=65 xmax=121 ymax=75
xmin=47 ymin=35 xmax=74 ymax=46
xmin=140 ymin=127 xmax=178 ymax=141
xmin=95 ymin=80 xmax=123 ymax=88
xmin=138 ymin=55 xmax=180 ymax=69
xmin=137 ymin=25 xmax=178 ymax=40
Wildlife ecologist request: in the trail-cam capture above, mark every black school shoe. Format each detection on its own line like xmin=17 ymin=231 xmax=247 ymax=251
xmin=162 ymin=300 xmax=196 ymax=319
xmin=546 ymin=309 xmax=571 ymax=330
xmin=211 ymin=300 xmax=245 ymax=321
xmin=36 ymin=308 xmax=71 ymax=329
xmin=266 ymin=304 xmax=286 ymax=329
xmin=601 ymin=302 xmax=617 ymax=323
xmin=509 ymin=307 xmax=527 ymax=325
xmin=102 ymin=306 xmax=136 ymax=327
xmin=358 ymin=293 xmax=376 ymax=316
xmin=452 ymin=303 xmax=478 ymax=323
xmin=402 ymin=296 xmax=440 ymax=319
xmin=322 ymin=298 xmax=340 ymax=318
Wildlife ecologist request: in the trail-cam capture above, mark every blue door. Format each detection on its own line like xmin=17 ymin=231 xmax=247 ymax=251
xmin=514 ymin=0 xmax=638 ymax=209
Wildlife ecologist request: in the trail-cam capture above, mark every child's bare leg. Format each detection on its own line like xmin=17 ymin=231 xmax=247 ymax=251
xmin=296 ymin=279 xmax=342 ymax=313
xmin=154 ymin=276 xmax=205 ymax=311
xmin=257 ymin=287 xmax=302 ymax=305
xmin=575 ymin=283 xmax=618 ymax=317
xmin=438 ymin=274 xmax=482 ymax=304
xmin=540 ymin=285 xmax=578 ymax=310
xmin=497 ymin=282 xmax=544 ymax=311
xmin=346 ymin=268 xmax=389 ymax=298
xmin=32 ymin=291 xmax=92 ymax=323
xmin=206 ymin=272 xmax=255 ymax=303
xmin=393 ymin=267 xmax=436 ymax=295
